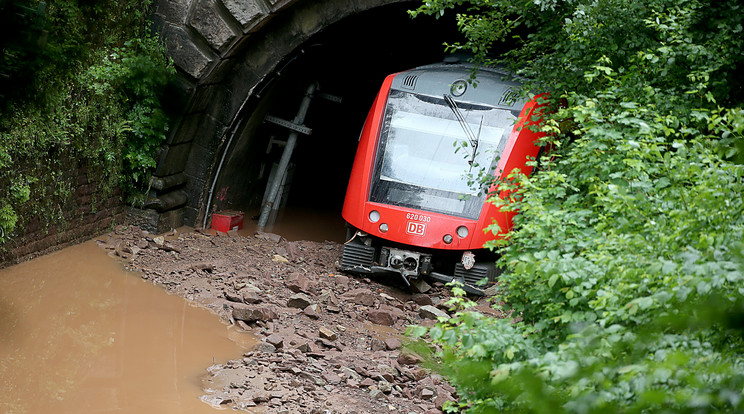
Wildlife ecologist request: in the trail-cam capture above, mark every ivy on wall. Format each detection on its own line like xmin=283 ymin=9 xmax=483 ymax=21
xmin=0 ymin=0 xmax=175 ymax=244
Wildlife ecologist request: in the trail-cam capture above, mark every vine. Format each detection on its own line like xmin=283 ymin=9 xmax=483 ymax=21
xmin=0 ymin=0 xmax=175 ymax=245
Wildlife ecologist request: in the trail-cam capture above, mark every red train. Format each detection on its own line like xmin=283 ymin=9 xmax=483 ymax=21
xmin=341 ymin=60 xmax=544 ymax=294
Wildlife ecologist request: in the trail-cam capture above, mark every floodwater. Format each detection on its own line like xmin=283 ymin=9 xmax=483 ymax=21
xmin=240 ymin=206 xmax=347 ymax=243
xmin=0 ymin=240 xmax=256 ymax=414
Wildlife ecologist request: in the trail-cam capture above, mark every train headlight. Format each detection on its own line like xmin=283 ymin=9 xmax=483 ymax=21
xmin=379 ymin=223 xmax=389 ymax=233
xmin=451 ymin=80 xmax=467 ymax=97
xmin=456 ymin=226 xmax=469 ymax=238
xmin=443 ymin=234 xmax=453 ymax=244
xmin=369 ymin=210 xmax=380 ymax=223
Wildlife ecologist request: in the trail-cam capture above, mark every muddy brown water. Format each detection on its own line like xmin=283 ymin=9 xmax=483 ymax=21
xmin=240 ymin=207 xmax=347 ymax=243
xmin=0 ymin=240 xmax=256 ymax=414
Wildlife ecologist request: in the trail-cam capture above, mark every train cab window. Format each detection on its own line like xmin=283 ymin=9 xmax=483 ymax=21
xmin=370 ymin=90 xmax=518 ymax=220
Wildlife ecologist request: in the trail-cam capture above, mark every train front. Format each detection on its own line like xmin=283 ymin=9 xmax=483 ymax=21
xmin=341 ymin=62 xmax=543 ymax=293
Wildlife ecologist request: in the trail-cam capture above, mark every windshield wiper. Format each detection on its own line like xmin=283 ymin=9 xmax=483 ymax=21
xmin=444 ymin=94 xmax=481 ymax=166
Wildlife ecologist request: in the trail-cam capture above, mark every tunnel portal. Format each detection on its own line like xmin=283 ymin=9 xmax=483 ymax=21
xmin=144 ymin=0 xmax=463 ymax=237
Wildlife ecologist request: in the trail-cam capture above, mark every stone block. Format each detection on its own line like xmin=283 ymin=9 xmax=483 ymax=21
xmin=155 ymin=0 xmax=190 ymax=24
xmin=189 ymin=0 xmax=240 ymax=52
xmin=222 ymin=0 xmax=267 ymax=32
xmin=154 ymin=141 xmax=192 ymax=177
xmin=161 ymin=24 xmax=215 ymax=80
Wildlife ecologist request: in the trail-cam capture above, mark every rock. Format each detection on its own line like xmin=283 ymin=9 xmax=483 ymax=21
xmin=370 ymin=339 xmax=386 ymax=351
xmin=412 ymin=294 xmax=433 ymax=306
xmin=326 ymin=305 xmax=341 ymax=313
xmin=252 ymin=392 xmax=270 ymax=403
xmin=272 ymin=254 xmax=289 ymax=263
xmin=359 ymin=378 xmax=376 ymax=388
xmin=380 ymin=292 xmax=396 ymax=302
xmin=286 ymin=272 xmax=310 ymax=293
xmin=385 ymin=337 xmax=402 ymax=350
xmin=287 ymin=293 xmax=313 ymax=309
xmin=254 ymin=342 xmax=276 ymax=353
xmin=232 ymin=305 xmax=277 ymax=322
xmin=295 ymin=342 xmax=311 ymax=353
xmin=322 ymin=372 xmax=342 ymax=385
xmin=318 ymin=326 xmax=337 ymax=341
xmin=265 ymin=333 xmax=284 ymax=349
xmin=369 ymin=388 xmax=386 ymax=399
xmin=255 ymin=231 xmax=282 ymax=243
xmin=483 ymin=284 xmax=499 ymax=297
xmin=434 ymin=387 xmax=455 ymax=409
xmin=224 ymin=291 xmax=243 ymax=303
xmin=368 ymin=309 xmax=395 ymax=326
xmin=378 ymin=380 xmax=393 ymax=394
xmin=190 ymin=262 xmax=214 ymax=272
xmin=348 ymin=288 xmax=376 ymax=306
xmin=397 ymin=351 xmax=423 ymax=365
xmin=420 ymin=387 xmax=436 ymax=400
xmin=303 ymin=304 xmax=320 ymax=319
xmin=242 ymin=291 xmax=263 ymax=304
xmin=418 ymin=305 xmax=449 ymax=320
xmin=333 ymin=275 xmax=350 ymax=287
xmin=411 ymin=278 xmax=431 ymax=293
xmin=286 ymin=241 xmax=301 ymax=261
xmin=200 ymin=394 xmax=232 ymax=407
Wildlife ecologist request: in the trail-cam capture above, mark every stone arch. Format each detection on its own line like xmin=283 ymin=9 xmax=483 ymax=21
xmin=140 ymin=0 xmax=435 ymax=232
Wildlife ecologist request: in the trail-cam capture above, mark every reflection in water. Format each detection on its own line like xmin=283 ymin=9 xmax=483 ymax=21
xmin=240 ymin=207 xmax=346 ymax=243
xmin=0 ymin=240 xmax=255 ymax=414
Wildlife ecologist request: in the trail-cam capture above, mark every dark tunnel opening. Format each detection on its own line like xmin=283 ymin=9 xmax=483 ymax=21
xmin=210 ymin=3 xmax=463 ymax=241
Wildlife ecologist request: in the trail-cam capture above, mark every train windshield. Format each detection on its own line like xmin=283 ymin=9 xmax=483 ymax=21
xmin=370 ymin=90 xmax=519 ymax=219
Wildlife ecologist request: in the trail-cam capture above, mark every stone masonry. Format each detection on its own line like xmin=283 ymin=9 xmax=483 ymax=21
xmin=145 ymin=0 xmax=404 ymax=233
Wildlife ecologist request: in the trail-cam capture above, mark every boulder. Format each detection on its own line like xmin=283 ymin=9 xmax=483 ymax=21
xmin=347 ymin=288 xmax=376 ymax=306
xmin=286 ymin=272 xmax=310 ymax=293
xmin=368 ymin=309 xmax=395 ymax=326
xmin=232 ymin=305 xmax=276 ymax=322
xmin=287 ymin=293 xmax=313 ymax=309
xmin=412 ymin=294 xmax=433 ymax=306
xmin=384 ymin=337 xmax=402 ymax=350
xmin=397 ymin=351 xmax=423 ymax=365
xmin=418 ymin=305 xmax=449 ymax=320
xmin=318 ymin=326 xmax=337 ymax=341
xmin=265 ymin=333 xmax=284 ymax=349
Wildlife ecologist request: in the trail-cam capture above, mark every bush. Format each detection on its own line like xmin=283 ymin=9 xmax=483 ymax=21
xmin=0 ymin=0 xmax=174 ymax=244
xmin=409 ymin=0 xmax=744 ymax=412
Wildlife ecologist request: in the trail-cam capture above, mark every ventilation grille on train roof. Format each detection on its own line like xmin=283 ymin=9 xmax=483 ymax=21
xmin=401 ymin=74 xmax=419 ymax=90
xmin=498 ymin=88 xmax=519 ymax=107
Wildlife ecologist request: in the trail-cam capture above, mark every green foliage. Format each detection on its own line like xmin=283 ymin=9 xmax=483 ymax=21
xmin=0 ymin=0 xmax=174 ymax=244
xmin=410 ymin=0 xmax=744 ymax=412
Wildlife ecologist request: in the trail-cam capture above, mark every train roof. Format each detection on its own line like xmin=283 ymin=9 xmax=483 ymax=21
xmin=389 ymin=62 xmax=528 ymax=111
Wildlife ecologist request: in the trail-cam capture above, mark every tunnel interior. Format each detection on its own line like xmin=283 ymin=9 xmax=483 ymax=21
xmin=209 ymin=3 xmax=463 ymax=241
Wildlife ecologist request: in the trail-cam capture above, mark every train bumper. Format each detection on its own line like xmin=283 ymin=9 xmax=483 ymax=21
xmin=341 ymin=241 xmax=493 ymax=295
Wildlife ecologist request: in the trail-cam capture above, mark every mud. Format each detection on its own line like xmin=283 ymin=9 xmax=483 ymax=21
xmin=0 ymin=241 xmax=256 ymax=414
xmin=97 ymin=225 xmax=505 ymax=413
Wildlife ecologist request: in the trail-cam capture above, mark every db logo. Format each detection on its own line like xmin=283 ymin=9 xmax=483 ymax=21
xmin=406 ymin=221 xmax=426 ymax=236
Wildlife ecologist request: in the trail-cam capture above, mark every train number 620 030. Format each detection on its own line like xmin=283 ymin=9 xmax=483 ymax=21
xmin=405 ymin=213 xmax=430 ymax=222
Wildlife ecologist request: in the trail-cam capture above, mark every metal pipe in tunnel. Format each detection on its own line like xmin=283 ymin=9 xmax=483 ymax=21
xmin=256 ymin=81 xmax=318 ymax=230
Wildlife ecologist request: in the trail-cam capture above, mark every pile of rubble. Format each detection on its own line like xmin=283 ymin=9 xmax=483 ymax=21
xmin=97 ymin=225 xmax=501 ymax=413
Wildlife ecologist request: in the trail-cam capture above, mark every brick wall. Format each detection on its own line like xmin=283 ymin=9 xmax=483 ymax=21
xmin=0 ymin=166 xmax=127 ymax=269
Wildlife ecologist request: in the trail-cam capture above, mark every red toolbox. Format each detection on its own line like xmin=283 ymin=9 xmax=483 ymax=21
xmin=211 ymin=211 xmax=244 ymax=232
